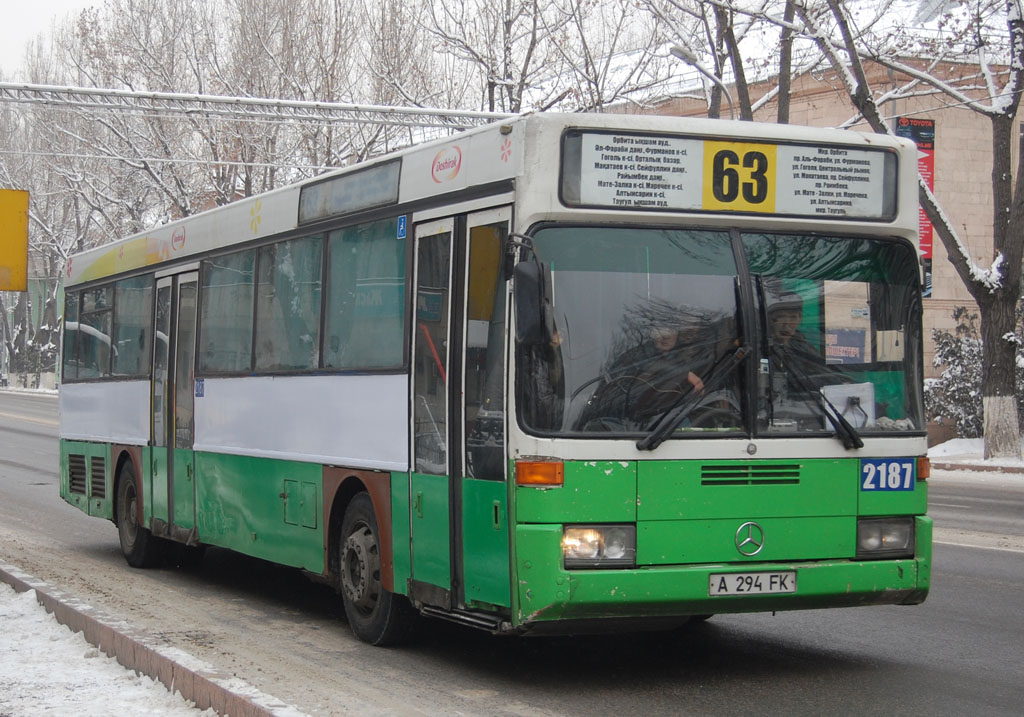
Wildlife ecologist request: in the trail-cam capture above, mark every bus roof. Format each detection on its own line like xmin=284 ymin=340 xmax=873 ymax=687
xmin=64 ymin=112 xmax=916 ymax=288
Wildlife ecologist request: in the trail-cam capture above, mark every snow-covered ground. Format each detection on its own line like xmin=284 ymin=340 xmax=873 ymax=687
xmin=928 ymin=437 xmax=1024 ymax=473
xmin=0 ymin=582 xmax=214 ymax=716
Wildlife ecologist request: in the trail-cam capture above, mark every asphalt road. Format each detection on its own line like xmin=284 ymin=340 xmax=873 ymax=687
xmin=1 ymin=390 xmax=1022 ymax=715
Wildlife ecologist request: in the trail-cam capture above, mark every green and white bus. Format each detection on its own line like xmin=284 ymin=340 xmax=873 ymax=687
xmin=59 ymin=113 xmax=930 ymax=645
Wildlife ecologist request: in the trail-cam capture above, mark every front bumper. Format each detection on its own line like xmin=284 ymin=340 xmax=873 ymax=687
xmin=514 ymin=516 xmax=931 ymax=628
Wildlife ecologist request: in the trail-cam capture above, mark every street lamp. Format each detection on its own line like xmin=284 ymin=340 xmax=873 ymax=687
xmin=669 ymin=45 xmax=735 ymax=120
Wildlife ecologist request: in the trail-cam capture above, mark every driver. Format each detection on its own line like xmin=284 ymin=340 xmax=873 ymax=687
xmin=581 ymin=316 xmax=713 ymax=427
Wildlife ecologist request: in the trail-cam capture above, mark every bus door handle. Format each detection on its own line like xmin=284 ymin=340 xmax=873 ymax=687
xmin=414 ymin=491 xmax=423 ymax=519
xmin=492 ymin=501 xmax=502 ymax=530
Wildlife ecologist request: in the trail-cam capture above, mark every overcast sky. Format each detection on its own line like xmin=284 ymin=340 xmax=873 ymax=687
xmin=0 ymin=0 xmax=94 ymax=76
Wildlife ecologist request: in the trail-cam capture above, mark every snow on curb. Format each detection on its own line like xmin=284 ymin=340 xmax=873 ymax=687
xmin=0 ymin=559 xmax=309 ymax=717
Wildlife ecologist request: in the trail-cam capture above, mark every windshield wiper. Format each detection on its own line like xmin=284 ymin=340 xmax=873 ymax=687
xmin=778 ymin=350 xmax=864 ymax=450
xmin=637 ymin=344 xmax=750 ymax=451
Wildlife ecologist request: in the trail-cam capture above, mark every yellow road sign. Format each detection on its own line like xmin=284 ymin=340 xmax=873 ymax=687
xmin=0 ymin=189 xmax=29 ymax=291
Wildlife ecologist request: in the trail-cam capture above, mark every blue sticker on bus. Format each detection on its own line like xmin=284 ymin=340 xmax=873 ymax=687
xmin=860 ymin=458 xmax=915 ymax=491
xmin=397 ymin=215 xmax=407 ymax=239
xmin=194 ymin=378 xmax=204 ymax=398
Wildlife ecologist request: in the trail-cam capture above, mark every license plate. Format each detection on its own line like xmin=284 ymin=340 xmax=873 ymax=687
xmin=708 ymin=571 xmax=796 ymax=596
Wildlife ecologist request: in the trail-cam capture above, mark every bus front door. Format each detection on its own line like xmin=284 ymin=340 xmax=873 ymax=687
xmin=410 ymin=219 xmax=454 ymax=603
xmin=150 ymin=271 xmax=198 ymax=544
xmin=410 ymin=208 xmax=511 ymax=612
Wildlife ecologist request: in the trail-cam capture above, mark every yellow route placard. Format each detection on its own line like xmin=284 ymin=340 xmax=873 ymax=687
xmin=701 ymin=140 xmax=778 ymax=213
xmin=0 ymin=189 xmax=29 ymax=291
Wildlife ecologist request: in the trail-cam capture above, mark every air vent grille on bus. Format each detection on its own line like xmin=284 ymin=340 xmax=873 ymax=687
xmin=90 ymin=456 xmax=106 ymax=499
xmin=68 ymin=454 xmax=87 ymax=494
xmin=701 ymin=463 xmax=801 ymax=486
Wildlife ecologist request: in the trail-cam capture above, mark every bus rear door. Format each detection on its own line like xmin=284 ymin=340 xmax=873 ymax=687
xmin=151 ymin=270 xmax=198 ymax=543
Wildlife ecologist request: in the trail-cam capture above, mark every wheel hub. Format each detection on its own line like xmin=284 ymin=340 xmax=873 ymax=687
xmin=341 ymin=525 xmax=380 ymax=611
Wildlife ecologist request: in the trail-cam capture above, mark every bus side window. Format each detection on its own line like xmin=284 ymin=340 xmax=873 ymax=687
xmin=465 ymin=223 xmax=508 ymax=480
xmin=112 ymin=275 xmax=153 ymax=377
xmin=199 ymin=250 xmax=256 ymax=374
xmin=324 ymin=218 xmax=406 ymax=370
xmin=254 ymin=236 xmax=322 ymax=372
xmin=62 ymin=292 xmax=80 ymax=382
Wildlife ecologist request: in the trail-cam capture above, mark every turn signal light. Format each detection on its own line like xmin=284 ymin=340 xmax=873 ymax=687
xmin=917 ymin=457 xmax=930 ymax=481
xmin=515 ymin=460 xmax=564 ymax=486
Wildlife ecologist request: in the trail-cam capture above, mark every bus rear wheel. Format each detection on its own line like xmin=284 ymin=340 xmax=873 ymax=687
xmin=115 ymin=462 xmax=163 ymax=568
xmin=339 ymin=493 xmax=416 ymax=646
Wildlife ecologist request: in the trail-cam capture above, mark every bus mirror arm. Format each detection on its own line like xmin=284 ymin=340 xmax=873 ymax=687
xmin=513 ymin=259 xmax=551 ymax=346
xmin=509 ymin=233 xmax=555 ymax=346
xmin=503 ymin=233 xmax=535 ymax=281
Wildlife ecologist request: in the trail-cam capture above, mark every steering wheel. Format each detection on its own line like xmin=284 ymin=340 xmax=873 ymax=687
xmin=685 ymin=405 xmax=742 ymax=430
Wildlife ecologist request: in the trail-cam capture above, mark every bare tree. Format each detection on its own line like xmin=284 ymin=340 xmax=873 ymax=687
xmin=663 ymin=0 xmax=1022 ymax=458
xmin=645 ymin=0 xmax=798 ymax=119
xmin=424 ymin=0 xmax=566 ymax=112
xmin=784 ymin=0 xmax=1023 ymax=459
xmin=543 ymin=0 xmax=672 ymax=112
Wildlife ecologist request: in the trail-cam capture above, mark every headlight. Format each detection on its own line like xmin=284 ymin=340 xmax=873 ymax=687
xmin=562 ymin=525 xmax=636 ymax=568
xmin=856 ymin=517 xmax=915 ymax=559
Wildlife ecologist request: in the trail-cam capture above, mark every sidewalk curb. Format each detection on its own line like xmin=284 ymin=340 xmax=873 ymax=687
xmin=0 ymin=560 xmax=308 ymax=717
xmin=931 ymin=461 xmax=1024 ymax=474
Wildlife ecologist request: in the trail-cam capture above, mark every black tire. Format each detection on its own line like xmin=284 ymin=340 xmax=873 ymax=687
xmin=115 ymin=462 xmax=163 ymax=568
xmin=339 ymin=493 xmax=416 ymax=646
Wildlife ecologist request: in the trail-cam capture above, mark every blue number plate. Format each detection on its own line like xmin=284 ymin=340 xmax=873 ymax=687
xmin=860 ymin=458 xmax=915 ymax=491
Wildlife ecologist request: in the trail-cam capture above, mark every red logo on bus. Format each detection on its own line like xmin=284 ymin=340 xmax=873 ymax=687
xmin=431 ymin=147 xmax=462 ymax=183
xmin=171 ymin=227 xmax=186 ymax=251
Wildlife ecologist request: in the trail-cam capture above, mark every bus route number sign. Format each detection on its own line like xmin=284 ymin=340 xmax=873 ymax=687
xmin=702 ymin=141 xmax=777 ymax=213
xmin=573 ymin=132 xmax=894 ymax=220
xmin=860 ymin=458 xmax=915 ymax=491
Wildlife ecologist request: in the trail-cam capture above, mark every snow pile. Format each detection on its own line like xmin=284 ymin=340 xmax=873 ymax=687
xmin=0 ymin=583 xmax=213 ymax=716
xmin=928 ymin=437 xmax=1024 ymax=471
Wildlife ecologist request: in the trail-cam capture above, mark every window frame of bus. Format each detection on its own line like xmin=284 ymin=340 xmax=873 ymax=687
xmin=557 ymin=129 xmax=899 ymax=222
xmin=62 ymin=277 xmax=154 ymax=383
xmin=196 ymin=216 xmax=408 ymax=377
xmin=61 ymin=290 xmax=80 ymax=382
xmin=297 ymin=159 xmax=401 ymax=226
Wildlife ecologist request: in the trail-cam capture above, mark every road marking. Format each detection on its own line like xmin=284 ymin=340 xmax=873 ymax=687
xmin=0 ymin=411 xmax=58 ymax=427
xmin=933 ymin=539 xmax=1024 ymax=554
xmin=930 ymin=502 xmax=971 ymax=509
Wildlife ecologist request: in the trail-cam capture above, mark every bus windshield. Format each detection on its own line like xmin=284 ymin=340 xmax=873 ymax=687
xmin=517 ymin=226 xmax=924 ymax=440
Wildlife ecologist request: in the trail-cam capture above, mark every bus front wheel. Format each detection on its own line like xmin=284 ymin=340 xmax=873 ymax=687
xmin=339 ymin=493 xmax=416 ymax=646
xmin=115 ymin=462 xmax=163 ymax=568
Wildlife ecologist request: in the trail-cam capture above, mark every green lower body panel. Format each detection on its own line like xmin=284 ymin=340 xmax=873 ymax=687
xmin=462 ymin=477 xmax=511 ymax=608
xmin=59 ymin=440 xmax=113 ymax=520
xmin=639 ymin=516 xmax=856 ymax=564
xmin=515 ymin=516 xmax=932 ymax=629
xmin=195 ymin=452 xmax=324 ymax=573
xmin=391 ymin=472 xmax=412 ymax=595
xmin=173 ymin=448 xmax=196 ymax=532
xmin=409 ymin=472 xmax=451 ymax=590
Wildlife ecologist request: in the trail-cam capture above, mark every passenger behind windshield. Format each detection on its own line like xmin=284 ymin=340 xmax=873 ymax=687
xmin=768 ymin=292 xmax=823 ymax=379
xmin=765 ymin=291 xmax=851 ymax=426
xmin=577 ymin=310 xmax=714 ymax=431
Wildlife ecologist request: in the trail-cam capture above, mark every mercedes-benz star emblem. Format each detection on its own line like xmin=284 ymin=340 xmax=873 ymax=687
xmin=735 ymin=521 xmax=765 ymax=556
